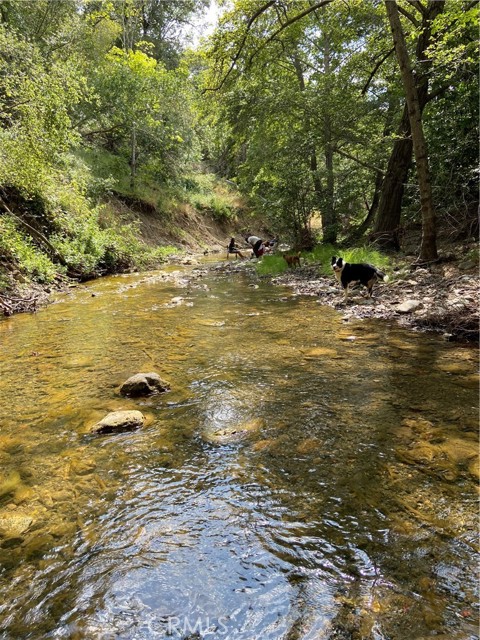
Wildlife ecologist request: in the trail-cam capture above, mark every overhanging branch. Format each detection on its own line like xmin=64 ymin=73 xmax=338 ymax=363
xmin=361 ymin=47 xmax=395 ymax=95
xmin=203 ymin=1 xmax=276 ymax=93
xmin=247 ymin=0 xmax=335 ymax=67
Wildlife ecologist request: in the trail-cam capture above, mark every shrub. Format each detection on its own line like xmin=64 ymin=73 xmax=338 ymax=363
xmin=0 ymin=216 xmax=57 ymax=283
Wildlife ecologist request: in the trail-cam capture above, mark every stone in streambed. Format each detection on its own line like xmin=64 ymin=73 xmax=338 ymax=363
xmin=203 ymin=418 xmax=265 ymax=445
xmin=0 ymin=512 xmax=33 ymax=539
xmin=120 ymin=372 xmax=170 ymax=397
xmin=91 ymin=410 xmax=145 ymax=435
xmin=396 ymin=300 xmax=422 ymax=314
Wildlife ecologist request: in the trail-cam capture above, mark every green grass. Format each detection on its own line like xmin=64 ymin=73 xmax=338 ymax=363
xmin=181 ymin=172 xmax=240 ymax=222
xmin=306 ymin=244 xmax=391 ymax=275
xmin=255 ymin=254 xmax=289 ymax=275
xmin=256 ymin=243 xmax=392 ymax=277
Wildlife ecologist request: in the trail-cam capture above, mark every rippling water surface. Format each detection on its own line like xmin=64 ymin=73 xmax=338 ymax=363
xmin=0 ymin=262 xmax=478 ymax=639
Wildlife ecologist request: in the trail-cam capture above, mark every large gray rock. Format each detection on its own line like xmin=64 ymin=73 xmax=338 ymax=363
xmin=120 ymin=372 xmax=170 ymax=397
xmin=91 ymin=410 xmax=145 ymax=435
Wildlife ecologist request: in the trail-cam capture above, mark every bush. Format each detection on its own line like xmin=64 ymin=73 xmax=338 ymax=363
xmin=182 ymin=172 xmax=239 ymax=222
xmin=0 ymin=216 xmax=57 ymax=283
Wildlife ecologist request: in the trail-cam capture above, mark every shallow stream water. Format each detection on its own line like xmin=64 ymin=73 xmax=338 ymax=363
xmin=0 ymin=261 xmax=478 ymax=639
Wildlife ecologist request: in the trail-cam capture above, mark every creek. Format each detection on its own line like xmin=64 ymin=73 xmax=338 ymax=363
xmin=0 ymin=260 xmax=478 ymax=639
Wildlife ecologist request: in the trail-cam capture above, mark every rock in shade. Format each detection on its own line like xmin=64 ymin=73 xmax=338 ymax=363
xmin=396 ymin=299 xmax=423 ymax=314
xmin=91 ymin=410 xmax=145 ymax=435
xmin=120 ymin=372 xmax=170 ymax=397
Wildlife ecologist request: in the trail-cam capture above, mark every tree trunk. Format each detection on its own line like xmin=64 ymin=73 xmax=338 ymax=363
xmin=370 ymin=104 xmax=411 ymax=249
xmin=385 ymin=0 xmax=438 ymax=261
xmin=373 ymin=1 xmax=445 ymax=253
xmin=292 ymin=55 xmax=324 ymax=246
xmin=130 ymin=124 xmax=136 ymax=190
xmin=348 ymin=168 xmax=384 ymax=243
xmin=322 ymin=36 xmax=337 ymax=244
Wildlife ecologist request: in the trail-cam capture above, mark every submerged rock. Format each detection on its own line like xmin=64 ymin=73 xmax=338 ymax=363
xmin=203 ymin=417 xmax=265 ymax=445
xmin=120 ymin=372 xmax=170 ymax=397
xmin=0 ymin=512 xmax=33 ymax=539
xmin=91 ymin=410 xmax=145 ymax=435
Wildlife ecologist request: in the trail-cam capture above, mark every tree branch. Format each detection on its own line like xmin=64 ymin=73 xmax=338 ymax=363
xmin=81 ymin=124 xmax=125 ymax=138
xmin=361 ymin=47 xmax=395 ymax=95
xmin=247 ymin=0 xmax=335 ymax=67
xmin=334 ymin=147 xmax=385 ymax=174
xmin=203 ymin=1 xmax=276 ymax=93
xmin=0 ymin=195 xmax=67 ymax=266
xmin=397 ymin=4 xmax=420 ymax=26
xmin=406 ymin=0 xmax=426 ymax=17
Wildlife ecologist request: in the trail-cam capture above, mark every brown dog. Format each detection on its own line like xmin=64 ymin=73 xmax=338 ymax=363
xmin=283 ymin=253 xmax=301 ymax=268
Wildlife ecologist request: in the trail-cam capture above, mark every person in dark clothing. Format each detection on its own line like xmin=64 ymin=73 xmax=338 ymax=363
xmin=252 ymin=239 xmax=265 ymax=257
xmin=227 ymin=237 xmax=245 ymax=259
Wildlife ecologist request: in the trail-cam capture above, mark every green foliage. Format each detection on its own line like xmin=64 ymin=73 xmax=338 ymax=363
xmin=197 ymin=0 xmax=477 ymax=250
xmin=0 ymin=24 xmax=85 ymax=192
xmin=302 ymin=244 xmax=337 ymax=274
xmin=50 ymin=208 xmax=174 ymax=277
xmin=0 ymin=0 xmax=476 ymax=296
xmin=302 ymin=244 xmax=391 ymax=276
xmin=321 ymin=246 xmax=391 ymax=276
xmin=255 ymin=244 xmax=391 ymax=278
xmin=0 ymin=216 xmax=57 ymax=283
xmin=181 ymin=173 xmax=240 ymax=222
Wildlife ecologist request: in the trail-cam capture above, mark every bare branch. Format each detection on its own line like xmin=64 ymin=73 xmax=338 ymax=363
xmin=361 ymin=47 xmax=395 ymax=95
xmin=397 ymin=4 xmax=420 ymax=26
xmin=406 ymin=0 xmax=427 ymax=16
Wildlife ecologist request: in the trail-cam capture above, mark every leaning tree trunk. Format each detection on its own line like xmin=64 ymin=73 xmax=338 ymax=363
xmin=385 ymin=0 xmax=438 ymax=261
xmin=130 ymin=123 xmax=137 ymax=190
xmin=321 ymin=36 xmax=337 ymax=244
xmin=373 ymin=1 xmax=444 ymax=253
xmin=370 ymin=104 xmax=412 ymax=249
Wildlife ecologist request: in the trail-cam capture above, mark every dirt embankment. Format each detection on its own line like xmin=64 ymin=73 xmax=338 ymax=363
xmin=0 ymin=193 xmax=262 ymax=317
xmin=105 ymin=193 xmax=236 ymax=251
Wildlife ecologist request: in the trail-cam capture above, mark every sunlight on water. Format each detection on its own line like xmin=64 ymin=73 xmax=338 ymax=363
xmin=0 ymin=263 xmax=478 ymax=639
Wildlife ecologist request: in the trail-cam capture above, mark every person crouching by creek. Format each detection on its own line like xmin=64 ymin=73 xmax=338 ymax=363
xmin=227 ymin=237 xmax=246 ymax=259
xmin=245 ymin=235 xmax=266 ymax=258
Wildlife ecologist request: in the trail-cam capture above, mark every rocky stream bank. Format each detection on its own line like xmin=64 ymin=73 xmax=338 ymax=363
xmin=267 ymin=259 xmax=479 ymax=344
xmin=1 ymin=245 xmax=478 ymax=343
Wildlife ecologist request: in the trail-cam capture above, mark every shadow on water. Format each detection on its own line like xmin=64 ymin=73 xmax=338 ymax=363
xmin=0 ymin=263 xmax=478 ymax=639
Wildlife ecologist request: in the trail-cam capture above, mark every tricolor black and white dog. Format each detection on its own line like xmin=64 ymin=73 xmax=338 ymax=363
xmin=331 ymin=256 xmax=388 ymax=302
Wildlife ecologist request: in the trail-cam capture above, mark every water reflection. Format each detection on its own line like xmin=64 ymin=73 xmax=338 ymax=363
xmin=0 ymin=265 xmax=478 ymax=639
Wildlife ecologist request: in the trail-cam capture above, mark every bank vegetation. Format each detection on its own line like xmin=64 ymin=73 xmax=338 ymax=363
xmin=0 ymin=1 xmax=477 ymax=329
